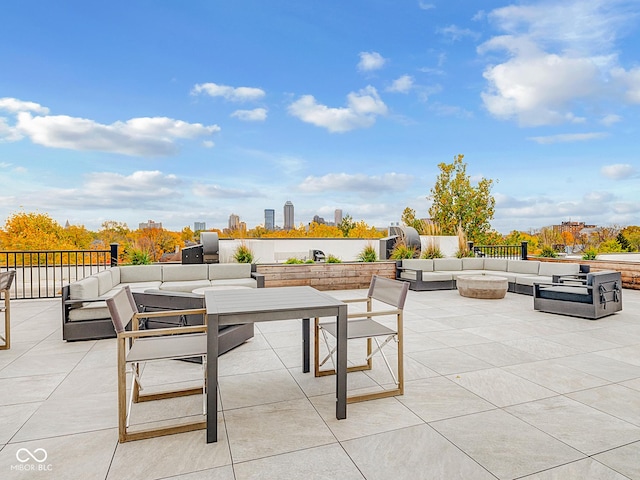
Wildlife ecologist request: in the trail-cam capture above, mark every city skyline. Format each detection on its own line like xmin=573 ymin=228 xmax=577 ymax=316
xmin=1 ymin=1 xmax=639 ymax=234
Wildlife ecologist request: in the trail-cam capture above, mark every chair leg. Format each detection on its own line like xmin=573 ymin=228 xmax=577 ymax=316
xmin=0 ymin=293 xmax=9 ymax=350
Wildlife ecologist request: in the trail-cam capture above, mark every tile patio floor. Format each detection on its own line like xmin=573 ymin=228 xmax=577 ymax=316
xmin=1 ymin=288 xmax=640 ymax=479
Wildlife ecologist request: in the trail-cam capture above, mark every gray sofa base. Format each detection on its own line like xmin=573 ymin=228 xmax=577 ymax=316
xmin=396 ymin=276 xmax=534 ymax=295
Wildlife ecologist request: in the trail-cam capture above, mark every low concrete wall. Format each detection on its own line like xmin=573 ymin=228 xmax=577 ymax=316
xmin=255 ymin=261 xmax=397 ymax=291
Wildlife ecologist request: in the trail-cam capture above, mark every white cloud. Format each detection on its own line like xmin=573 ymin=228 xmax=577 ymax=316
xmin=479 ymin=1 xmax=639 ymax=126
xmin=600 ymin=114 xmax=622 ymax=126
xmin=0 ymin=97 xmax=49 ymax=114
xmin=357 ymin=52 xmax=387 ymax=72
xmin=299 ymin=172 xmax=413 ymax=193
xmin=191 ymin=82 xmax=265 ymax=102
xmin=387 ymin=75 xmax=414 ymax=93
xmin=288 ymin=86 xmax=387 ymax=133
xmin=202 ymin=140 xmax=214 ymax=148
xmin=527 ymin=132 xmax=608 ymax=144
xmin=418 ymin=2 xmax=435 ymax=11
xmin=231 ymin=108 xmax=268 ymax=121
xmin=601 ymin=163 xmax=637 ymax=180
xmin=192 ymin=183 xmax=265 ymax=199
xmin=14 ymin=113 xmax=219 ymax=157
xmin=437 ymin=25 xmax=480 ymax=42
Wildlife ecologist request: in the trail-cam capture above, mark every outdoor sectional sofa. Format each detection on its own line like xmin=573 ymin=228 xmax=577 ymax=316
xmin=396 ymin=257 xmax=587 ymax=295
xmin=62 ymin=263 xmax=264 ymax=342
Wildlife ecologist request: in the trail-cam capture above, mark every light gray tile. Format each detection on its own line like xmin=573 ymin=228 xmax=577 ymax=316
xmin=223 ymin=398 xmax=336 ymax=463
xmin=567 ymin=383 xmax=640 ymax=426
xmin=544 ymin=332 xmax=622 ymax=353
xmin=431 ymin=409 xmax=584 ymax=479
xmin=218 ymin=348 xmax=285 ymax=376
xmin=503 ymin=337 xmax=582 ymax=359
xmin=458 ymin=341 xmax=544 ymax=367
xmin=621 ymin=377 xmax=640 ymax=391
xmin=596 ymin=345 xmax=640 ymax=367
xmin=426 ymin=329 xmax=494 ymax=347
xmin=554 ymin=353 xmax=640 ymax=382
xmin=409 ymin=348 xmax=493 ymax=375
xmin=12 ymin=391 xmax=118 ymax=442
xmin=218 ymin=369 xmax=304 ymax=410
xmin=519 ymin=458 xmax=629 ymax=479
xmin=0 ymin=351 xmax=86 ymax=378
xmin=168 ymin=465 xmax=235 ymax=480
xmin=342 ymin=423 xmax=497 ymax=480
xmin=398 ymin=376 xmax=495 ymax=422
xmin=108 ymin=424 xmax=230 ymax=480
xmin=234 ymin=443 xmax=364 ymax=480
xmin=287 ymin=367 xmax=378 ymax=398
xmin=0 ymin=402 xmax=40 ymax=444
xmin=504 ymin=360 xmax=609 ymax=394
xmin=448 ymin=368 xmax=556 ymax=407
xmin=0 ymin=429 xmax=117 ymax=480
xmin=593 ymin=441 xmax=640 ymax=480
xmin=0 ymin=374 xmax=66 ymax=406
xmin=310 ymin=394 xmax=423 ymax=441
xmin=505 ymin=396 xmax=640 ymax=455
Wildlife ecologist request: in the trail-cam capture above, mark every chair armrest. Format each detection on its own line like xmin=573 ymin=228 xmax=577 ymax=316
xmin=553 ymin=273 xmax=588 ymax=284
xmin=118 ymin=324 xmax=207 ymax=339
xmin=535 ymin=282 xmax=593 ymax=291
xmin=64 ymin=297 xmax=106 ymax=305
xmin=251 ymin=272 xmax=265 ymax=288
xmin=396 ymin=267 xmax=423 ymax=282
xmin=348 ymin=308 xmax=402 ymax=319
xmin=343 ymin=298 xmax=368 ymax=304
xmin=135 ymin=308 xmax=206 ymax=319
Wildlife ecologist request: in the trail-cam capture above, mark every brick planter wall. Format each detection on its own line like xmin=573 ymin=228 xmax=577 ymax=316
xmin=255 ymin=261 xmax=397 ymax=290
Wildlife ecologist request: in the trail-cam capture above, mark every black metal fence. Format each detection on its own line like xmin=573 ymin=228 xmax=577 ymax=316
xmin=0 ymin=244 xmax=118 ymax=299
xmin=468 ymin=241 xmax=528 ymax=260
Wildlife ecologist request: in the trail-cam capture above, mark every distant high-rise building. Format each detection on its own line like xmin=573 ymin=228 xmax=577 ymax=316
xmin=334 ymin=209 xmax=343 ymax=226
xmin=284 ymin=201 xmax=294 ymax=230
xmin=313 ymin=215 xmax=325 ymax=224
xmin=264 ymin=209 xmax=275 ymax=230
xmin=139 ymin=219 xmax=162 ymax=230
xmin=228 ymin=213 xmax=240 ymax=230
xmin=194 ymin=221 xmax=206 ymax=231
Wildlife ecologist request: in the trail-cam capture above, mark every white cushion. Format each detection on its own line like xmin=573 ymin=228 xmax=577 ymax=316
xmin=159 ymin=280 xmax=211 ymax=293
xmin=68 ymin=302 xmax=110 ymax=321
xmin=538 ymin=262 xmax=580 ymax=277
xmin=209 ymin=263 xmax=251 ymax=280
xmin=162 ymin=264 xmax=209 ymax=282
xmin=119 ymin=265 xmax=162 ymax=283
xmin=110 ymin=267 xmax=121 ymax=285
xmin=417 ymin=272 xmax=454 ymax=281
xmin=70 ymin=277 xmax=99 ymax=300
xmin=483 ymin=258 xmax=508 ymax=271
xmin=507 ymin=260 xmax=540 ymax=274
xmin=210 ymin=278 xmax=257 ymax=288
xmin=402 ymin=259 xmax=434 ymax=272
xmin=462 ymin=258 xmax=484 ymax=270
xmin=96 ymin=271 xmax=114 ymax=296
xmin=119 ymin=281 xmax=162 ymax=292
xmin=433 ymin=258 xmax=462 ymax=271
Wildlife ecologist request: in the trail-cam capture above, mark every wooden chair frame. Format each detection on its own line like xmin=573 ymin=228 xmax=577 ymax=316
xmin=0 ymin=270 xmax=16 ymax=350
xmin=108 ymin=287 xmax=209 ymax=442
xmin=314 ymin=276 xmax=408 ymax=403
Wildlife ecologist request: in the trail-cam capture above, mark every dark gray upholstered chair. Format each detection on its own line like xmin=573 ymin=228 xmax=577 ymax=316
xmin=106 ymin=286 xmax=207 ymax=442
xmin=314 ymin=275 xmax=409 ymax=403
xmin=1 ymin=270 xmax=16 ymax=350
xmin=534 ymin=270 xmax=622 ymax=320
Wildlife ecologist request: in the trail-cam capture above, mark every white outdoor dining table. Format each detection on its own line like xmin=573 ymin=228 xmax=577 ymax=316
xmin=204 ymin=286 xmax=348 ymax=443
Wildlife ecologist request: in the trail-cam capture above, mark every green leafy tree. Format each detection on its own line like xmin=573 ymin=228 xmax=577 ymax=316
xmin=428 ymin=154 xmax=495 ymax=242
xmin=338 ymin=214 xmax=356 ymax=237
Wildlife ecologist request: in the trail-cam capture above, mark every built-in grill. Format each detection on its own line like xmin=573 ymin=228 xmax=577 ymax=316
xmin=181 ymin=232 xmax=219 ymax=264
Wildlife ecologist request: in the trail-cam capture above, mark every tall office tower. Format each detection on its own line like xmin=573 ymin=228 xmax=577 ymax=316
xmin=284 ymin=201 xmax=294 ymax=230
xmin=334 ymin=209 xmax=343 ymax=226
xmin=228 ymin=213 xmax=240 ymax=230
xmin=194 ymin=221 xmax=206 ymax=231
xmin=264 ymin=209 xmax=275 ymax=230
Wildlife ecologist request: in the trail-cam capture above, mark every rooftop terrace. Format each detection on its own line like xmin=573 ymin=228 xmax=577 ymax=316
xmin=1 ymin=288 xmax=640 ymax=479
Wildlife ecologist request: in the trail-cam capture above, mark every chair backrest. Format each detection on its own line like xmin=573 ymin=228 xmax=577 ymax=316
xmin=0 ymin=270 xmax=16 ymax=291
xmin=367 ymin=275 xmax=409 ymax=310
xmin=106 ymin=286 xmax=139 ymax=333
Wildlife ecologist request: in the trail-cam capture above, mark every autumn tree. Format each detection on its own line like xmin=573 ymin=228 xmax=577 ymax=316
xmin=347 ymin=221 xmax=385 ymax=238
xmin=0 ymin=211 xmax=68 ymax=250
xmin=428 ymin=154 xmax=495 ymax=242
xmin=338 ymin=215 xmax=355 ymax=237
xmin=97 ymin=221 xmax=131 ymax=247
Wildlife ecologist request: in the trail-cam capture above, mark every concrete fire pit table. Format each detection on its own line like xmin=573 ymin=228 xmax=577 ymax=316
xmin=457 ymin=275 xmax=508 ymax=299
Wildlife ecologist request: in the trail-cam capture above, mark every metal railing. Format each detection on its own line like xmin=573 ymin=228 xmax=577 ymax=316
xmin=468 ymin=241 xmax=528 ymax=260
xmin=0 ymin=245 xmax=118 ymax=299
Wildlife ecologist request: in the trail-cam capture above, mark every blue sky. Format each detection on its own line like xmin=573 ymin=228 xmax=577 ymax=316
xmin=1 ymin=0 xmax=639 ymax=234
